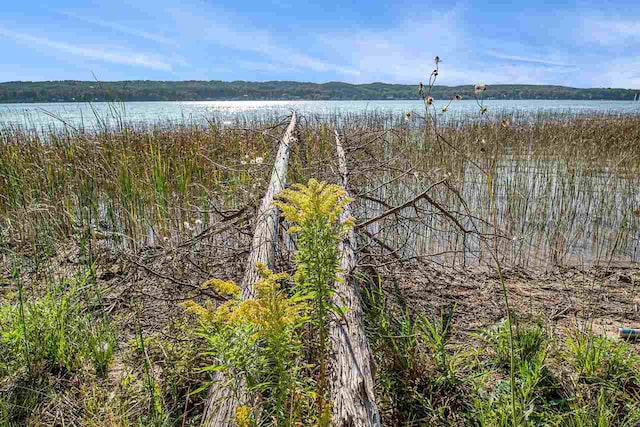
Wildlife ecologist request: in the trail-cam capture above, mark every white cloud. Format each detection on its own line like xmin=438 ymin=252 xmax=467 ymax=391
xmin=485 ymin=50 xmax=575 ymax=68
xmin=317 ymin=10 xmax=471 ymax=83
xmin=168 ymin=8 xmax=360 ymax=77
xmin=0 ymin=26 xmax=172 ymax=71
xmin=577 ymin=16 xmax=640 ymax=47
xmin=60 ymin=11 xmax=179 ymax=47
xmin=589 ymin=58 xmax=640 ymax=88
xmin=316 ymin=10 xmax=576 ymax=85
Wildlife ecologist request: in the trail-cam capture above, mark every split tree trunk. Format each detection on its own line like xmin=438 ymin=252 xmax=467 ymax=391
xmin=201 ymin=112 xmax=298 ymax=426
xmin=329 ymin=130 xmax=381 ymax=427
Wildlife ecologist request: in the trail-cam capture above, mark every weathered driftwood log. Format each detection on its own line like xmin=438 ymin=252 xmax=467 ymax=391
xmin=201 ymin=112 xmax=298 ymax=427
xmin=329 ymin=129 xmax=381 ymax=427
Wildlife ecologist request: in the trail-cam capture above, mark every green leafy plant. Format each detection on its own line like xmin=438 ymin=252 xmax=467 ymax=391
xmin=0 ymin=267 xmax=117 ymax=423
xmin=185 ymin=266 xmax=311 ymax=426
xmin=275 ymin=178 xmax=353 ymax=419
xmin=186 ymin=179 xmax=353 ymax=425
xmin=564 ymin=326 xmax=640 ymax=387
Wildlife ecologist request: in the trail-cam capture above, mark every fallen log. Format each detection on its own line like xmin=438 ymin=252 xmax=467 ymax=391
xmin=201 ymin=112 xmax=298 ymax=426
xmin=329 ymin=129 xmax=381 ymax=427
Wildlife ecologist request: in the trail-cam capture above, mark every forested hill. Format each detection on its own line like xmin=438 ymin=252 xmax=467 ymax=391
xmin=1 ymin=80 xmax=639 ymax=103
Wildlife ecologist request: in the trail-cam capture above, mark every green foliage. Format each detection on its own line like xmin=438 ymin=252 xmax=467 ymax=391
xmin=135 ymin=305 xmax=166 ymax=424
xmin=185 ymin=266 xmax=312 ymax=426
xmin=131 ymin=325 xmax=209 ymax=424
xmin=186 ymin=179 xmax=353 ymax=425
xmin=0 ymin=268 xmax=117 ymax=424
xmin=563 ymin=326 xmax=640 ymax=387
xmin=0 ymin=80 xmax=638 ymax=102
xmin=476 ymin=320 xmax=549 ymax=370
xmin=0 ymin=269 xmax=116 ymax=375
xmin=363 ymin=278 xmax=469 ymax=425
xmin=471 ymin=320 xmax=556 ymax=426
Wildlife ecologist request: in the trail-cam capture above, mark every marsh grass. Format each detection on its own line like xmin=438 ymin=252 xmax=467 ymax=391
xmin=1 ymin=108 xmax=639 ymax=425
xmin=0 ymin=266 xmax=118 ymax=423
xmin=339 ymin=112 xmax=640 ymax=269
xmin=0 ymin=120 xmax=282 ymax=251
xmin=2 ymin=111 xmax=638 ymax=268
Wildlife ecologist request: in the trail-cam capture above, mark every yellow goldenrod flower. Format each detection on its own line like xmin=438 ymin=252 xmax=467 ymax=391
xmin=202 ymin=278 xmax=240 ymax=296
xmin=274 ymin=179 xmax=352 ymax=232
xmin=235 ymin=405 xmax=252 ymax=427
xmin=181 ymin=300 xmax=216 ymax=322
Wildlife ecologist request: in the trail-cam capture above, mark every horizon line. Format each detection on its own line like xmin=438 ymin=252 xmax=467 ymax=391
xmin=1 ymin=80 xmax=639 ymax=91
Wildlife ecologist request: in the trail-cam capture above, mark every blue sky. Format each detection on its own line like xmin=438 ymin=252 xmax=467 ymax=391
xmin=1 ymin=0 xmax=639 ymax=87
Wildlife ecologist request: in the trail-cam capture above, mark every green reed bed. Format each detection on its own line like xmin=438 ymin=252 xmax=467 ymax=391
xmin=4 ymin=111 xmax=636 ymax=264
xmin=0 ymin=121 xmax=286 ymax=251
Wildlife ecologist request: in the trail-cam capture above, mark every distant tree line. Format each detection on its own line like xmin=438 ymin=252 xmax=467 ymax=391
xmin=0 ymin=80 xmax=638 ymax=103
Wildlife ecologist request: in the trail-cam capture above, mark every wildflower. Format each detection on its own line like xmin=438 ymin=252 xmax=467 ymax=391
xmin=235 ymin=405 xmax=252 ymax=427
xmin=480 ymin=106 xmax=488 ymax=114
xmin=202 ymin=278 xmax=241 ymax=296
xmin=474 ymin=83 xmax=487 ymax=95
xmin=442 ymin=106 xmax=449 ymax=112
xmin=418 ymin=82 xmax=425 ymax=96
xmin=229 ymin=299 xmax=261 ymax=324
xmin=455 ymin=94 xmax=463 ymax=100
xmin=254 ymin=156 xmax=264 ymax=165
xmin=434 ymin=56 xmax=441 ymax=64
xmin=432 ymin=69 xmax=439 ymax=76
xmin=227 ymin=264 xmax=302 ymax=329
xmin=404 ymin=112 xmax=412 ymax=121
xmin=241 ymin=160 xmax=247 ymax=165
xmin=274 ymin=179 xmax=352 ymax=230
xmin=426 ymin=96 xmax=434 ymax=105
xmin=342 ymin=216 xmax=355 ymax=230
xmin=182 ymin=300 xmax=211 ymax=320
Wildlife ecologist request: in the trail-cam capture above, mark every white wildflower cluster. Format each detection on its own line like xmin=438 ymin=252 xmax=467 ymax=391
xmin=240 ymin=154 xmax=264 ymax=166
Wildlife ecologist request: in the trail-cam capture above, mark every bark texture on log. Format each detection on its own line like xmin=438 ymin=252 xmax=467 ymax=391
xmin=201 ymin=113 xmax=297 ymax=427
xmin=329 ymin=130 xmax=381 ymax=427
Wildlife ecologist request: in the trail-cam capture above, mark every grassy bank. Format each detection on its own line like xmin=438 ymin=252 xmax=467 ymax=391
xmin=1 ymin=111 xmax=639 ymax=425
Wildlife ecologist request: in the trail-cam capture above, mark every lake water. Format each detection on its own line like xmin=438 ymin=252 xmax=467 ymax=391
xmin=1 ymin=99 xmax=639 ymax=130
